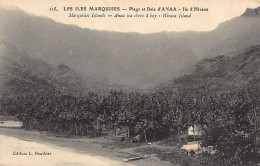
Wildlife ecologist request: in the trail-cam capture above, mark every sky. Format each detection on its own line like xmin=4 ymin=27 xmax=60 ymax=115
xmin=0 ymin=0 xmax=260 ymax=33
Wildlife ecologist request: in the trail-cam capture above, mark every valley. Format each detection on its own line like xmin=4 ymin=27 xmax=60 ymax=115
xmin=0 ymin=6 xmax=259 ymax=166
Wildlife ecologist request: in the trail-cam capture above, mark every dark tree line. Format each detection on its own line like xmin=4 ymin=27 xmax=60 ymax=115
xmin=0 ymin=86 xmax=259 ymax=165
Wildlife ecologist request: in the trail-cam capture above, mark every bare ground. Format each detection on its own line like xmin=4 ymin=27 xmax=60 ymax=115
xmin=0 ymin=126 xmax=173 ymax=166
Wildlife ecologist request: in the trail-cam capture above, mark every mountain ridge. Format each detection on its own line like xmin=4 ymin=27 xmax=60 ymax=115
xmin=0 ymin=7 xmax=259 ymax=91
xmin=154 ymin=45 xmax=260 ymax=93
xmin=0 ymin=41 xmax=140 ymax=97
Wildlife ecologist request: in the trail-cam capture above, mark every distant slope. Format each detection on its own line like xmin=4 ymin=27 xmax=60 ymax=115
xmin=0 ymin=42 xmax=126 ymax=97
xmin=0 ymin=8 xmax=197 ymax=89
xmin=201 ymin=7 xmax=260 ymax=58
xmin=0 ymin=7 xmax=259 ymax=89
xmin=0 ymin=42 xmax=54 ymax=96
xmin=169 ymin=7 xmax=260 ymax=59
xmin=155 ymin=45 xmax=260 ymax=93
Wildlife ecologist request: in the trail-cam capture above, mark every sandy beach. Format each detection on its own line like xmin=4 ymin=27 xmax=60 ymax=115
xmin=0 ymin=124 xmax=172 ymax=166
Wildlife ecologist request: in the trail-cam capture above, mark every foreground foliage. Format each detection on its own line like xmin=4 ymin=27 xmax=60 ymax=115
xmin=0 ymin=86 xmax=259 ymax=165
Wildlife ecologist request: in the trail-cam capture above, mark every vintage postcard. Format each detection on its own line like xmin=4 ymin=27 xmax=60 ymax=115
xmin=0 ymin=0 xmax=260 ymax=165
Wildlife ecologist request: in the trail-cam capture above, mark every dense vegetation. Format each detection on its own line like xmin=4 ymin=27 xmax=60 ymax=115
xmin=1 ymin=45 xmax=259 ymax=165
xmin=1 ymin=85 xmax=259 ymax=165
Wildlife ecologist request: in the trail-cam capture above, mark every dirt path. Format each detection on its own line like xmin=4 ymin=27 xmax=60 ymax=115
xmin=0 ymin=127 xmax=172 ymax=166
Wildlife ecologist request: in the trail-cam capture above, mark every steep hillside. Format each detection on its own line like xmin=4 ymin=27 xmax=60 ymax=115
xmin=0 ymin=7 xmax=259 ymax=89
xmin=0 ymin=42 xmax=54 ymax=96
xmin=0 ymin=42 xmax=124 ymax=97
xmin=169 ymin=7 xmax=260 ymax=58
xmin=0 ymin=8 xmax=196 ymax=89
xmin=155 ymin=45 xmax=260 ymax=93
xmin=201 ymin=7 xmax=260 ymax=58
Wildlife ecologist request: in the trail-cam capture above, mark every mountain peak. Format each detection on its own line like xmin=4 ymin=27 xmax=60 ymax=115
xmin=242 ymin=7 xmax=260 ymax=16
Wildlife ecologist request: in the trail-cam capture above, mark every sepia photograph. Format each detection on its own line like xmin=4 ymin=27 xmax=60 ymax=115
xmin=0 ymin=0 xmax=260 ymax=165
